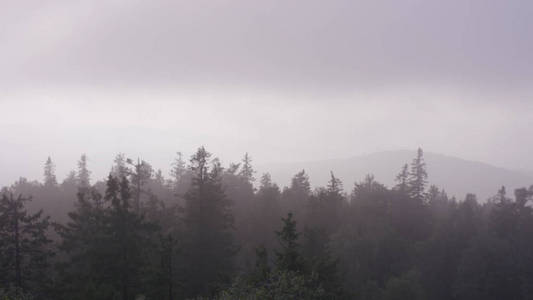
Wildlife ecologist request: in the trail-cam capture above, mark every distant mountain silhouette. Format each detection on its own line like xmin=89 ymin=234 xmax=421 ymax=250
xmin=258 ymin=150 xmax=533 ymax=201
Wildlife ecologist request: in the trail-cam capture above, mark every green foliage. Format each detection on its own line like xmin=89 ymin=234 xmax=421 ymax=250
xmin=43 ymin=157 xmax=57 ymax=187
xmin=382 ymin=270 xmax=425 ymax=300
xmin=0 ymin=193 xmax=53 ymax=299
xmin=249 ymin=246 xmax=270 ymax=284
xmin=55 ymin=176 xmax=159 ymax=300
xmin=302 ymin=227 xmax=342 ymax=298
xmin=394 ymin=164 xmax=409 ymax=193
xmin=250 ymin=173 xmax=282 ymax=251
xmin=305 ymin=172 xmax=345 ymax=235
xmin=282 ymin=170 xmax=311 ymax=218
xmin=5 ymin=147 xmax=533 ymax=300
xmin=215 ymin=270 xmax=326 ymax=300
xmin=0 ymin=286 xmax=34 ymax=300
xmin=238 ymin=153 xmax=255 ymax=183
xmin=408 ymin=148 xmax=428 ymax=202
xmin=77 ymin=154 xmax=91 ymax=189
xmin=275 ymin=213 xmax=305 ymax=273
xmin=453 ymin=234 xmax=519 ymax=300
xmin=181 ymin=147 xmax=237 ymax=297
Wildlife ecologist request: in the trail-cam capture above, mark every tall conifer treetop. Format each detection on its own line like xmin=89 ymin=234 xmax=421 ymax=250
xmin=408 ymin=148 xmax=428 ymax=202
xmin=43 ymin=156 xmax=57 ymax=187
xmin=239 ymin=152 xmax=255 ymax=183
xmin=77 ymin=154 xmax=91 ymax=189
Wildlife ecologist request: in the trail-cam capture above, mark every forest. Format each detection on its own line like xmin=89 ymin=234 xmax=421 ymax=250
xmin=1 ymin=147 xmax=533 ymax=300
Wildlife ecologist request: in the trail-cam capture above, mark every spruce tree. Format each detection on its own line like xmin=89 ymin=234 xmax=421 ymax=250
xmin=131 ymin=159 xmax=154 ymax=213
xmin=275 ymin=213 xmax=304 ymax=273
xmin=112 ymin=153 xmax=129 ymax=179
xmin=282 ymin=170 xmax=311 ymax=218
xmin=395 ymin=163 xmax=409 ymax=193
xmin=302 ymin=227 xmax=342 ymax=298
xmin=250 ymin=245 xmax=270 ymax=284
xmin=260 ymin=172 xmax=274 ymax=189
xmin=326 ymin=171 xmax=343 ymax=197
xmin=154 ymin=169 xmax=165 ymax=186
xmin=408 ymin=148 xmax=428 ymax=202
xmin=291 ymin=170 xmax=311 ymax=196
xmin=105 ymin=175 xmax=159 ymax=299
xmin=170 ymin=151 xmax=186 ymax=188
xmin=62 ymin=170 xmax=77 ymax=186
xmin=306 ymin=172 xmax=345 ymax=235
xmin=226 ymin=163 xmax=241 ymax=175
xmin=252 ymin=173 xmax=282 ymax=250
xmin=0 ymin=193 xmax=53 ymax=299
xmin=77 ymin=154 xmax=91 ymax=189
xmin=238 ymin=152 xmax=255 ymax=183
xmin=43 ymin=156 xmax=57 ymax=187
xmin=325 ymin=171 xmax=344 ymax=226
xmin=57 ymin=176 xmax=158 ymax=300
xmin=182 ymin=147 xmax=236 ymax=297
xmin=55 ymin=187 xmax=108 ymax=300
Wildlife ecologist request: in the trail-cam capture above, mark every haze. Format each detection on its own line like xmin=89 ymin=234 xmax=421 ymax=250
xmin=1 ymin=0 xmax=532 ymax=185
xmin=4 ymin=2 xmax=533 ymax=299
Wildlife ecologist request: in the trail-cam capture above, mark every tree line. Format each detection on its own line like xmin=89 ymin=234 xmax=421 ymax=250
xmin=1 ymin=147 xmax=533 ymax=299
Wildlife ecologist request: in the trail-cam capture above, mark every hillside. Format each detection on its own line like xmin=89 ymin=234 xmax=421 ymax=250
xmin=258 ymin=150 xmax=533 ymax=201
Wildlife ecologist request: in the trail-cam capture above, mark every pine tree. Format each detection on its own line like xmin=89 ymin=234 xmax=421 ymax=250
xmin=43 ymin=156 xmax=57 ymax=187
xmin=408 ymin=148 xmax=428 ymax=202
xmin=182 ymin=147 xmax=236 ymax=297
xmin=77 ymin=154 xmax=91 ymax=189
xmin=239 ymin=153 xmax=255 ymax=183
xmin=0 ymin=192 xmax=53 ymax=298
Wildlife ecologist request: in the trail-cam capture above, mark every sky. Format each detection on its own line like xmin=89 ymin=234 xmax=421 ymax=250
xmin=1 ymin=0 xmax=532 ymax=185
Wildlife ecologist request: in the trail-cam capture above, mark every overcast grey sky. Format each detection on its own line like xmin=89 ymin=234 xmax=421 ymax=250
xmin=1 ymin=0 xmax=532 ymax=185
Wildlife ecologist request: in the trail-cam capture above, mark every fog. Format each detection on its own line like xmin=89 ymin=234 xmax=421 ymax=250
xmin=2 ymin=1 xmax=533 ymax=299
xmin=2 ymin=0 xmax=533 ymax=185
xmin=1 ymin=92 xmax=532 ymax=186
xmin=2 ymin=0 xmax=533 ymax=186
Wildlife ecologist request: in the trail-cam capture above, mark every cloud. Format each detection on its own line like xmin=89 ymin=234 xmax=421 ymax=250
xmin=1 ymin=0 xmax=532 ymax=93
xmin=1 ymin=0 xmax=532 ymax=186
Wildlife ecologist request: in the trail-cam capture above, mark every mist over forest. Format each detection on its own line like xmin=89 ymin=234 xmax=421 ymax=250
xmin=2 ymin=149 xmax=533 ymax=299
xmin=2 ymin=0 xmax=533 ymax=299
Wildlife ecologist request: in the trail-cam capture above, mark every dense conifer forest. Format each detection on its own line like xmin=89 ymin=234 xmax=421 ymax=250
xmin=1 ymin=147 xmax=533 ymax=300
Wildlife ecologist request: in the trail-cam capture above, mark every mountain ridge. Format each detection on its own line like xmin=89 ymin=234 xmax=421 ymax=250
xmin=257 ymin=150 xmax=533 ymax=202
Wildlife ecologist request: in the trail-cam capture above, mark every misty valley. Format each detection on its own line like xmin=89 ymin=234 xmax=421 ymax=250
xmin=1 ymin=148 xmax=532 ymax=300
